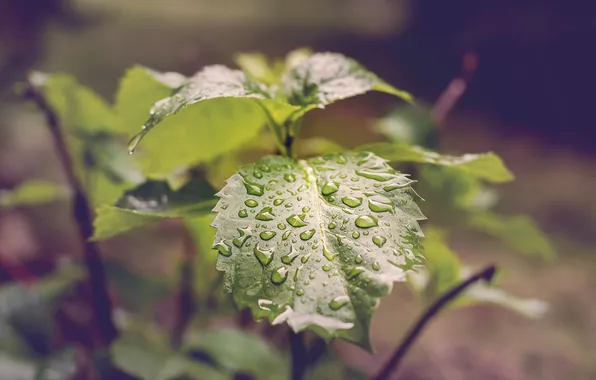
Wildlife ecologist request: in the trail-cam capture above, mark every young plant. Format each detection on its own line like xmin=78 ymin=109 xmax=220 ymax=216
xmin=4 ymin=48 xmax=553 ymax=379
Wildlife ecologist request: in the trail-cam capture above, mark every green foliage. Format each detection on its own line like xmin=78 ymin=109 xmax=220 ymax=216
xmin=92 ymin=177 xmax=217 ymax=240
xmin=408 ymin=229 xmax=548 ymax=318
xmin=0 ymin=180 xmax=67 ymax=210
xmin=212 ymin=152 xmax=424 ymax=349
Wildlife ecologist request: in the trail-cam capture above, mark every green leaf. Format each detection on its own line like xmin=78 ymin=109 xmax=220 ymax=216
xmin=407 ymin=230 xmax=548 ymax=318
xmin=0 ymin=180 xmax=67 ymax=210
xmin=123 ymin=65 xmax=299 ymax=176
xmin=182 ymin=328 xmax=287 ymax=379
xmin=467 ymin=213 xmax=555 ymax=259
xmin=111 ymin=334 xmax=227 ymax=380
xmin=92 ymin=177 xmax=217 ymax=240
xmin=185 ymin=215 xmax=221 ymax=299
xmin=357 ymin=143 xmax=514 ymax=183
xmin=212 ymin=152 xmax=425 ymax=349
xmin=282 ymin=52 xmax=413 ymax=108
xmin=233 ymin=53 xmax=283 ymax=85
xmin=373 ymin=105 xmax=436 ymax=146
xmin=294 ymin=137 xmax=344 ymax=158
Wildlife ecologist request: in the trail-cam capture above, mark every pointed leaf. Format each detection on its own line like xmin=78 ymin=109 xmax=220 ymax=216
xmin=123 ymin=65 xmax=299 ymax=175
xmin=282 ymin=52 xmax=413 ymax=108
xmin=357 ymin=143 xmax=514 ymax=183
xmin=468 ymin=213 xmax=555 ymax=259
xmin=92 ymin=178 xmax=217 ymax=240
xmin=212 ymin=152 xmax=425 ymax=349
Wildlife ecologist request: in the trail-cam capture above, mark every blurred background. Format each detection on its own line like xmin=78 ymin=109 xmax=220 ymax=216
xmin=1 ymin=0 xmax=595 ymax=379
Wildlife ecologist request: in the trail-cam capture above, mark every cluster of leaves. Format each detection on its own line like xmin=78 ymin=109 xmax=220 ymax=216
xmin=1 ymin=48 xmax=553 ymax=378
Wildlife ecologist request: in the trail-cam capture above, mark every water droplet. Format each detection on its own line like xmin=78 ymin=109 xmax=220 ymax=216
xmin=254 ymin=244 xmax=274 ymax=266
xmin=328 ymin=222 xmax=337 ymax=229
xmin=213 ymin=241 xmax=232 ymax=257
xmin=245 ymin=200 xmax=259 ymax=209
xmin=336 ymin=155 xmax=347 ymax=164
xmin=284 ymin=173 xmax=296 ymax=183
xmin=260 ymin=231 xmax=277 ymax=240
xmin=300 ymin=229 xmax=316 ymax=241
xmin=301 ymin=253 xmax=311 ymax=263
xmin=321 ymin=182 xmax=339 ymax=195
xmin=339 ymin=173 xmax=347 ymax=179
xmin=256 ymin=207 xmax=275 ymax=221
xmin=281 ymin=231 xmax=291 ymax=241
xmin=297 ymin=196 xmax=303 ymax=201
xmin=384 ymin=183 xmax=407 ymax=192
xmin=323 ymin=247 xmax=336 ymax=261
xmin=341 ymin=196 xmax=362 ymax=208
xmin=243 ymin=180 xmax=264 ymax=196
xmin=352 ymin=231 xmax=360 ymax=239
xmin=253 ymin=170 xmax=263 ymax=179
xmin=363 ymin=231 xmax=369 ymax=236
xmin=355 ymin=255 xmax=363 ymax=264
xmin=355 ymin=215 xmax=378 ymax=228
xmin=277 ymin=223 xmax=287 ymax=230
xmin=287 ymin=214 xmax=307 ymax=227
xmin=309 ymin=273 xmax=316 ymax=280
xmin=296 ymin=289 xmax=305 ymax=296
xmin=238 ymin=209 xmax=248 ymax=218
xmin=274 ymin=199 xmax=284 ymax=206
xmin=259 ymin=164 xmax=271 ymax=173
xmin=302 ymin=206 xmax=311 ymax=213
xmin=297 ymin=184 xmax=309 ymax=192
xmin=281 ymin=247 xmax=300 ymax=264
xmin=346 ymin=266 xmax=365 ymax=280
xmin=233 ymin=227 xmax=251 ymax=248
xmin=271 ymin=267 xmax=289 ymax=284
xmin=329 ymin=295 xmax=350 ymax=310
xmin=368 ymin=197 xmax=393 ymax=213
xmin=322 ymin=264 xmax=332 ymax=271
xmin=372 ymin=235 xmax=387 ymax=248
xmin=372 ymin=261 xmax=381 ymax=271
xmin=355 ymin=170 xmax=394 ymax=182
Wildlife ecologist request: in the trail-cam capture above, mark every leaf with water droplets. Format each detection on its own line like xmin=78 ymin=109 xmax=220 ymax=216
xmin=212 ymin=152 xmax=426 ymax=350
xmin=116 ymin=65 xmax=299 ymax=176
xmin=357 ymin=143 xmax=514 ymax=183
xmin=92 ymin=177 xmax=216 ymax=240
xmin=282 ymin=53 xmax=413 ymax=109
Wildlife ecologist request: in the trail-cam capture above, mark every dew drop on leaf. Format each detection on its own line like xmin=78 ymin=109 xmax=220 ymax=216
xmin=259 ymin=165 xmax=271 ymax=173
xmin=273 ymin=199 xmax=284 ymax=206
xmin=328 ymin=222 xmax=336 ymax=229
xmin=245 ymin=199 xmax=258 ymax=208
xmin=296 ymin=289 xmax=305 ymax=296
xmin=254 ymin=244 xmax=274 ymax=267
xmin=300 ymin=229 xmax=316 ymax=241
xmin=323 ymin=247 xmax=337 ymax=261
xmin=346 ymin=266 xmax=365 ymax=280
xmin=372 ymin=261 xmax=381 ymax=271
xmin=233 ymin=227 xmax=251 ymax=248
xmin=301 ymin=253 xmax=311 ymax=263
xmin=341 ymin=196 xmax=362 ymax=208
xmin=213 ymin=241 xmax=232 ymax=257
xmin=302 ymin=206 xmax=311 ymax=213
xmin=243 ymin=180 xmax=264 ymax=196
xmin=355 ymin=215 xmax=378 ymax=228
xmin=260 ymin=231 xmax=277 ymax=240
xmin=271 ymin=267 xmax=289 ymax=284
xmin=277 ymin=223 xmax=287 ymax=230
xmin=321 ymin=182 xmax=339 ymax=195
xmin=287 ymin=214 xmax=307 ymax=227
xmin=368 ymin=197 xmax=393 ymax=213
xmin=384 ymin=183 xmax=407 ymax=192
xmin=256 ymin=207 xmax=275 ymax=221
xmin=281 ymin=247 xmax=300 ymax=264
xmin=322 ymin=264 xmax=332 ymax=271
xmin=284 ymin=173 xmax=296 ymax=183
xmin=355 ymin=254 xmax=363 ymax=264
xmin=352 ymin=231 xmax=360 ymax=239
xmin=238 ymin=209 xmax=248 ymax=218
xmin=329 ymin=295 xmax=350 ymax=310
xmin=253 ymin=170 xmax=263 ymax=179
xmin=372 ymin=235 xmax=387 ymax=248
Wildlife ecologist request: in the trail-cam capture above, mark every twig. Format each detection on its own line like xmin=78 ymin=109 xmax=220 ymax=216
xmin=24 ymin=77 xmax=117 ymax=346
xmin=371 ymin=265 xmax=497 ymax=380
xmin=432 ymin=52 xmax=479 ymax=126
xmin=171 ymin=227 xmax=196 ymax=349
xmin=289 ymin=330 xmax=308 ymax=380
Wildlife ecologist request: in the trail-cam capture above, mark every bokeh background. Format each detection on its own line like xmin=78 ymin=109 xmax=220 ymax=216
xmin=1 ymin=1 xmax=595 ymax=379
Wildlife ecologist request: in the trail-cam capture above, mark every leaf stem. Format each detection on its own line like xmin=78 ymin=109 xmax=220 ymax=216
xmin=289 ymin=330 xmax=308 ymax=380
xmin=171 ymin=225 xmax=196 ymax=349
xmin=371 ymin=264 xmax=496 ymax=380
xmin=24 ymin=77 xmax=118 ymax=346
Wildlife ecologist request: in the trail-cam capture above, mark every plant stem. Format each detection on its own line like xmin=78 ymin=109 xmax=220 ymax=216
xmin=289 ymin=330 xmax=308 ymax=380
xmin=171 ymin=226 xmax=196 ymax=349
xmin=371 ymin=264 xmax=497 ymax=380
xmin=24 ymin=78 xmax=117 ymax=346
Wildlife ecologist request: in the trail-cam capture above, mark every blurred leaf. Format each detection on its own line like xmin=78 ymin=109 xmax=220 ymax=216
xmin=185 ymin=215 xmax=219 ymax=299
xmin=294 ymin=137 xmax=344 ymax=158
xmin=112 ymin=332 xmax=227 ymax=380
xmin=407 ymin=231 xmax=548 ymax=318
xmin=34 ymin=349 xmax=78 ymax=380
xmin=104 ymin=260 xmax=171 ymax=314
xmin=468 ymin=213 xmax=556 ymax=259
xmin=374 ymin=105 xmax=436 ymax=146
xmin=212 ymin=152 xmax=425 ymax=350
xmin=358 ymin=143 xmax=514 ymax=183
xmin=121 ymin=65 xmax=298 ymax=176
xmin=233 ymin=53 xmax=282 ymax=85
xmin=283 ymin=47 xmax=314 ymax=72
xmin=0 ymin=180 xmax=67 ymax=210
xmin=92 ymin=177 xmax=217 ymax=241
xmin=282 ymin=52 xmax=413 ymax=108
xmin=182 ymin=328 xmax=287 ymax=379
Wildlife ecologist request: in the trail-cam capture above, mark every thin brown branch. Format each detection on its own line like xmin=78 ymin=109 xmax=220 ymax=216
xmin=432 ymin=52 xmax=479 ymax=126
xmin=24 ymin=77 xmax=117 ymax=346
xmin=371 ymin=264 xmax=497 ymax=380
